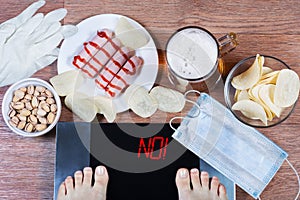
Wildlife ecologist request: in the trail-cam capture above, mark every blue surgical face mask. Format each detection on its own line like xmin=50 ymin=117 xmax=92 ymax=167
xmin=170 ymin=92 xmax=300 ymax=200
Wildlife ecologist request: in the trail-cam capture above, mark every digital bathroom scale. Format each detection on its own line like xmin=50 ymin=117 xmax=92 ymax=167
xmin=54 ymin=122 xmax=235 ymax=200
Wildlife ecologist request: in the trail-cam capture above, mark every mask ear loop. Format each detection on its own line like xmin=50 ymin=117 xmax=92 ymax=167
xmin=256 ymin=159 xmax=300 ymax=200
xmin=286 ymin=159 xmax=300 ymax=200
xmin=169 ymin=90 xmax=202 ymax=131
xmin=169 ymin=117 xmax=184 ymax=131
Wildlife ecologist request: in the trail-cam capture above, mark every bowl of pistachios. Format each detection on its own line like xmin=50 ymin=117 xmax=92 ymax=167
xmin=2 ymin=78 xmax=61 ymax=137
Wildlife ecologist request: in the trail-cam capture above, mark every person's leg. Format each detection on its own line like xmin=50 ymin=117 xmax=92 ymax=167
xmin=57 ymin=166 xmax=109 ymax=200
xmin=176 ymin=168 xmax=228 ymax=200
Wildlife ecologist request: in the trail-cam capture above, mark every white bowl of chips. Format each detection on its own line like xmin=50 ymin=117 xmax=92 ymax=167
xmin=224 ymin=55 xmax=299 ymax=128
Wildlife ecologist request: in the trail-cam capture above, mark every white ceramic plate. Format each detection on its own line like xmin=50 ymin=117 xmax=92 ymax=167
xmin=57 ymin=14 xmax=159 ymax=113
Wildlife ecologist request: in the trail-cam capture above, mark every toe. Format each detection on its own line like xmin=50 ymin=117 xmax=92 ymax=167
xmin=57 ymin=182 xmax=66 ymax=199
xmin=219 ymin=185 xmax=228 ymax=200
xmin=210 ymin=176 xmax=220 ymax=194
xmin=65 ymin=176 xmax=74 ymax=192
xmin=74 ymin=170 xmax=83 ymax=188
xmin=175 ymin=168 xmax=191 ymax=193
xmin=190 ymin=168 xmax=201 ymax=190
xmin=83 ymin=167 xmax=93 ymax=186
xmin=93 ymin=166 xmax=109 ymax=192
xmin=200 ymin=171 xmax=209 ymax=190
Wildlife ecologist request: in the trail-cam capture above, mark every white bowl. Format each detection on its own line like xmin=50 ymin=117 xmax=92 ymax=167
xmin=2 ymin=78 xmax=61 ymax=137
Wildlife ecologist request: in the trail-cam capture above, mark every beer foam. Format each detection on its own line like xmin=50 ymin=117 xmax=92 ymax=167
xmin=166 ymin=28 xmax=218 ymax=80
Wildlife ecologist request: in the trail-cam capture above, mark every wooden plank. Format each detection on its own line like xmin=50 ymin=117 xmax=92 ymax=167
xmin=64 ymin=0 xmax=300 ymax=34
xmin=0 ymin=0 xmax=64 ymax=22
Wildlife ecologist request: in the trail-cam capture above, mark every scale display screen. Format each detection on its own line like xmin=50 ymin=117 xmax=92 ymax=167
xmin=55 ymin=122 xmax=199 ymax=200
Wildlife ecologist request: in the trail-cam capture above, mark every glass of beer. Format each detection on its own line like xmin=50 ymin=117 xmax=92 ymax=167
xmin=166 ymin=26 xmax=238 ymax=92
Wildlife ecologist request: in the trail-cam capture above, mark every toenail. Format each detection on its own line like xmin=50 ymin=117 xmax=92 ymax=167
xmin=84 ymin=167 xmax=92 ymax=172
xmin=75 ymin=171 xmax=82 ymax=175
xmin=191 ymin=168 xmax=198 ymax=174
xmin=96 ymin=166 xmax=105 ymax=176
xmin=220 ymin=185 xmax=226 ymax=192
xmin=201 ymin=171 xmax=208 ymax=176
xmin=179 ymin=169 xmax=188 ymax=178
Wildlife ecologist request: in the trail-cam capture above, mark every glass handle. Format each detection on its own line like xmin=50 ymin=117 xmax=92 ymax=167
xmin=218 ymin=32 xmax=238 ymax=57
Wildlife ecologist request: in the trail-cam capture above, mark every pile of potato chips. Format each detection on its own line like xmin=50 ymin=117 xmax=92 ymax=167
xmin=50 ymin=70 xmax=187 ymax=122
xmin=50 ymin=70 xmax=116 ymax=123
xmin=124 ymin=85 xmax=186 ymax=118
xmin=231 ymin=54 xmax=300 ymax=125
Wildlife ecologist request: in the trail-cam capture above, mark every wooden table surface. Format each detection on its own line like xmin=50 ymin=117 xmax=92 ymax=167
xmin=1 ymin=0 xmax=300 ymax=199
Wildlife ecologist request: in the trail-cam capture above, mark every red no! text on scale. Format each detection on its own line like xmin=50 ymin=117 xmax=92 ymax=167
xmin=137 ymin=137 xmax=169 ymax=160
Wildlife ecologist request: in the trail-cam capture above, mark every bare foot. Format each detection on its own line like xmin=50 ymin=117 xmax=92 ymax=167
xmin=176 ymin=168 xmax=228 ymax=200
xmin=57 ymin=166 xmax=109 ymax=200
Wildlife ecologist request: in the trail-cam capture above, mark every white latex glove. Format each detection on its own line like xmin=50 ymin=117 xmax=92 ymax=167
xmin=0 ymin=0 xmax=77 ymax=87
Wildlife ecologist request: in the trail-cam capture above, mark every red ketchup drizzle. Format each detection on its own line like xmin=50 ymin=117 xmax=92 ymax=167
xmin=83 ymin=44 xmax=101 ymax=73
xmin=95 ymin=79 xmax=116 ymax=97
xmin=89 ymin=41 xmax=101 ymax=50
xmin=110 ymin=39 xmax=120 ymax=51
xmin=125 ymin=59 xmax=137 ymax=75
xmin=73 ymin=42 xmax=90 ymax=68
xmin=107 ymin=90 xmax=115 ymax=97
xmin=120 ymin=49 xmax=129 ymax=60
xmin=112 ymin=59 xmax=122 ymax=69
xmin=97 ymin=31 xmax=109 ymax=39
xmin=118 ymin=50 xmax=132 ymax=74
xmin=72 ymin=55 xmax=83 ymax=69
xmin=90 ymin=41 xmax=112 ymax=59
xmin=81 ymin=68 xmax=93 ymax=78
xmin=95 ymin=79 xmax=106 ymax=89
xmin=104 ymin=66 xmax=127 ymax=86
xmin=100 ymin=74 xmax=122 ymax=91
xmin=99 ymin=30 xmax=120 ymax=51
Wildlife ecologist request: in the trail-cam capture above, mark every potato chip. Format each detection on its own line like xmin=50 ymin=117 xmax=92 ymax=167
xmin=257 ymin=70 xmax=279 ymax=85
xmin=237 ymin=90 xmax=257 ymax=119
xmin=124 ymin=84 xmax=142 ymax=101
xmin=240 ymin=110 xmax=260 ymax=120
xmin=274 ymin=69 xmax=300 ymax=107
xmin=65 ymin=92 xmax=97 ymax=122
xmin=94 ymin=95 xmax=116 ymax=123
xmin=262 ymin=66 xmax=273 ymax=75
xmin=237 ymin=90 xmax=250 ymax=101
xmin=247 ymin=88 xmax=255 ymax=100
xmin=149 ymin=86 xmax=185 ymax=113
xmin=125 ymin=84 xmax=158 ymax=118
xmin=261 ymin=70 xmax=279 ymax=80
xmin=115 ymin=17 xmax=149 ymax=49
xmin=232 ymin=99 xmax=268 ymax=125
xmin=248 ymin=84 xmax=262 ymax=101
xmin=50 ymin=70 xmax=85 ymax=96
xmin=259 ymin=84 xmax=282 ymax=117
xmin=234 ymin=90 xmax=241 ymax=102
xmin=231 ymin=54 xmax=264 ymax=90
xmin=248 ymin=84 xmax=274 ymax=120
xmin=257 ymin=75 xmax=278 ymax=85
